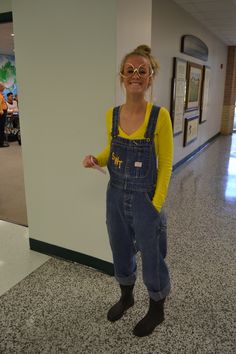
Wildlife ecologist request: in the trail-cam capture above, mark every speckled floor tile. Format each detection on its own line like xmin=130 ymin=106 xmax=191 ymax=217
xmin=0 ymin=134 xmax=235 ymax=354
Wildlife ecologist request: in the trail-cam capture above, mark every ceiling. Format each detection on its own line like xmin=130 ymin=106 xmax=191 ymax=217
xmin=0 ymin=1 xmax=236 ymax=56
xmin=172 ymin=0 xmax=236 ymax=45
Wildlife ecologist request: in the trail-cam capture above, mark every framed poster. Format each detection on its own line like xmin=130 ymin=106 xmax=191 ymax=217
xmin=183 ymin=115 xmax=199 ymax=146
xmin=171 ymin=57 xmax=187 ymax=136
xmin=185 ymin=62 xmax=203 ymax=111
xmin=200 ymin=66 xmax=210 ymax=123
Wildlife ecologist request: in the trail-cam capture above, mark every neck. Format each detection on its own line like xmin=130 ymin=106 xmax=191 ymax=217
xmin=124 ymin=95 xmax=147 ymax=113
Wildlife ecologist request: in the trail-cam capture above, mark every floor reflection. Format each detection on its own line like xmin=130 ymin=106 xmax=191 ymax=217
xmin=225 ymin=133 xmax=236 ymax=201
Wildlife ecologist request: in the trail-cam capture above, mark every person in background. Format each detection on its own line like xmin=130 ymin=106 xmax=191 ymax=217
xmin=0 ymin=82 xmax=9 ymax=148
xmin=6 ymin=92 xmax=19 ymax=115
xmin=83 ymin=45 xmax=173 ymax=337
xmin=14 ymin=94 xmax=18 ymax=105
xmin=7 ymin=92 xmax=19 ymax=128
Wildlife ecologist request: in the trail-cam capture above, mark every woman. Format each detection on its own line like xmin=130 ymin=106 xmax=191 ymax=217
xmin=83 ymin=45 xmax=173 ymax=337
xmin=0 ymin=82 xmax=9 ymax=148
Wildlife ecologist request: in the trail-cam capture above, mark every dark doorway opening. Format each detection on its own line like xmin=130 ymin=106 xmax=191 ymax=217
xmin=0 ymin=12 xmax=28 ymax=226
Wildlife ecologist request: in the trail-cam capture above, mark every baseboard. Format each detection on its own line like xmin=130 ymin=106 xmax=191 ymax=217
xmin=29 ymin=238 xmax=114 ymax=276
xmin=173 ymin=132 xmax=221 ymax=171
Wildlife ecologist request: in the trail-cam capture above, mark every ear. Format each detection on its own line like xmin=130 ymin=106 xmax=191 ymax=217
xmin=119 ymin=72 xmax=124 ymax=85
xmin=147 ymin=77 xmax=153 ymax=88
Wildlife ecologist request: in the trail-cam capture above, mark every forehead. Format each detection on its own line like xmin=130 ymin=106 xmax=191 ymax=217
xmin=124 ymin=54 xmax=150 ymax=67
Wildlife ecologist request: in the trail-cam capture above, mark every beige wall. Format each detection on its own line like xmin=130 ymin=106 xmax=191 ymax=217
xmin=12 ymin=0 xmax=117 ymax=261
xmin=152 ymin=0 xmax=227 ymax=164
xmin=11 ymin=0 xmax=153 ymax=263
xmin=116 ymin=0 xmax=152 ymax=104
xmin=0 ymin=0 xmax=11 ymax=13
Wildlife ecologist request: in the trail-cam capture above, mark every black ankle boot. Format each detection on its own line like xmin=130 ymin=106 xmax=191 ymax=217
xmin=133 ymin=298 xmax=165 ymax=337
xmin=107 ymin=284 xmax=134 ymax=322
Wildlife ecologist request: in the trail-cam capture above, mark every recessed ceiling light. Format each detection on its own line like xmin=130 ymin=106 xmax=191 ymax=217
xmin=11 ymin=33 xmax=14 ymax=36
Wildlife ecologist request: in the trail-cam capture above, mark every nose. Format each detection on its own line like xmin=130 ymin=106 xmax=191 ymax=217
xmin=132 ymin=68 xmax=140 ymax=78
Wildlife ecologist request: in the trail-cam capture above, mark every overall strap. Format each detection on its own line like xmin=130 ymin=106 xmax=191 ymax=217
xmin=111 ymin=106 xmax=120 ymax=138
xmin=144 ymin=105 xmax=161 ymax=139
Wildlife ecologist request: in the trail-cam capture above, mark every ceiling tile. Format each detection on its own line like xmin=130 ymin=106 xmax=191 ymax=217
xmin=172 ymin=0 xmax=236 ymax=45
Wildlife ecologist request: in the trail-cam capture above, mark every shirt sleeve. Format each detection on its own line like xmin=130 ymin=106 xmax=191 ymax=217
xmin=95 ymin=108 xmax=112 ymax=167
xmin=152 ymin=107 xmax=174 ymax=212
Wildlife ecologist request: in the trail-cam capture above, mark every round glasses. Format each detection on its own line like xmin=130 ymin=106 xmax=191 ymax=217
xmin=120 ymin=63 xmax=153 ymax=79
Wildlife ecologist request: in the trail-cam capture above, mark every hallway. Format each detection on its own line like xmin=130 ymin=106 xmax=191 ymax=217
xmin=0 ymin=134 xmax=235 ymax=353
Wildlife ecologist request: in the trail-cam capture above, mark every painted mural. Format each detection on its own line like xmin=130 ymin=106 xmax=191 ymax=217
xmin=0 ymin=55 xmax=17 ymax=97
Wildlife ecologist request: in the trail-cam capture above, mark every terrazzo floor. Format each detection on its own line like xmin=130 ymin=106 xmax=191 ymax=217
xmin=0 ymin=134 xmax=236 ymax=353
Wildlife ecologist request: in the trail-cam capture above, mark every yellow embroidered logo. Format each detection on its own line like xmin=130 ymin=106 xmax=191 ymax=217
xmin=112 ymin=152 xmax=123 ymax=168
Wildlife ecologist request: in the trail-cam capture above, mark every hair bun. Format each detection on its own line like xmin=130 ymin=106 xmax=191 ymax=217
xmin=135 ymin=44 xmax=151 ymax=55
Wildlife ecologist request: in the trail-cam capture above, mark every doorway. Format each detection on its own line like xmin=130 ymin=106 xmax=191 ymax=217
xmin=0 ymin=12 xmax=27 ymax=226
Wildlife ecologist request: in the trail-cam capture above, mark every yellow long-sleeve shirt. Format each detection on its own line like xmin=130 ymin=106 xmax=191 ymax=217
xmin=96 ymin=102 xmax=173 ymax=212
xmin=0 ymin=93 xmax=8 ymax=114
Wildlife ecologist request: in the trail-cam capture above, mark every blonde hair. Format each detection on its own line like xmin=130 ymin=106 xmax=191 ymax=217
xmin=119 ymin=44 xmax=160 ymax=82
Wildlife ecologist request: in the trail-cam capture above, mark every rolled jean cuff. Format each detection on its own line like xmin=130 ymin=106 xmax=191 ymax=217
xmin=115 ymin=273 xmax=136 ymax=286
xmin=148 ymin=282 xmax=171 ymax=301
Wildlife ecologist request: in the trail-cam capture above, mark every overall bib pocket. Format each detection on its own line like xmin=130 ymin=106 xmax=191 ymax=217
xmin=108 ymin=142 xmax=152 ymax=178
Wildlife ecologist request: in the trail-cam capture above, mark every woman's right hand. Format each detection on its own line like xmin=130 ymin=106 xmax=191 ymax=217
xmin=82 ymin=155 xmax=98 ymax=168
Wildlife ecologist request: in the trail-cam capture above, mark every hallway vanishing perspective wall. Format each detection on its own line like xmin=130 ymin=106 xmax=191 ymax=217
xmin=221 ymin=46 xmax=236 ymax=135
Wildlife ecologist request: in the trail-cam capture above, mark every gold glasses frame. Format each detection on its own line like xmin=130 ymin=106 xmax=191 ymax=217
xmin=120 ymin=63 xmax=154 ymax=79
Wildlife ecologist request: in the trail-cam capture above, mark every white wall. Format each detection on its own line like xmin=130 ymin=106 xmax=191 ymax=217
xmin=12 ymin=0 xmax=117 ymax=261
xmin=152 ymin=0 xmax=227 ymax=164
xmin=0 ymin=0 xmax=11 ymax=13
xmin=116 ymin=0 xmax=152 ymax=104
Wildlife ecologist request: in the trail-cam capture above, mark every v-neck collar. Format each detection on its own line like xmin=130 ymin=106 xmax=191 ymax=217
xmin=118 ymin=102 xmax=151 ymax=138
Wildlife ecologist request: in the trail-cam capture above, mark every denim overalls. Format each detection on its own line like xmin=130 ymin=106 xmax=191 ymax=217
xmin=106 ymin=105 xmax=170 ymax=301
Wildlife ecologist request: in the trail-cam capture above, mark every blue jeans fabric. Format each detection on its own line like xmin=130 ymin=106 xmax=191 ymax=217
xmin=106 ymin=184 xmax=170 ymax=301
xmin=106 ymin=105 xmax=171 ymax=301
